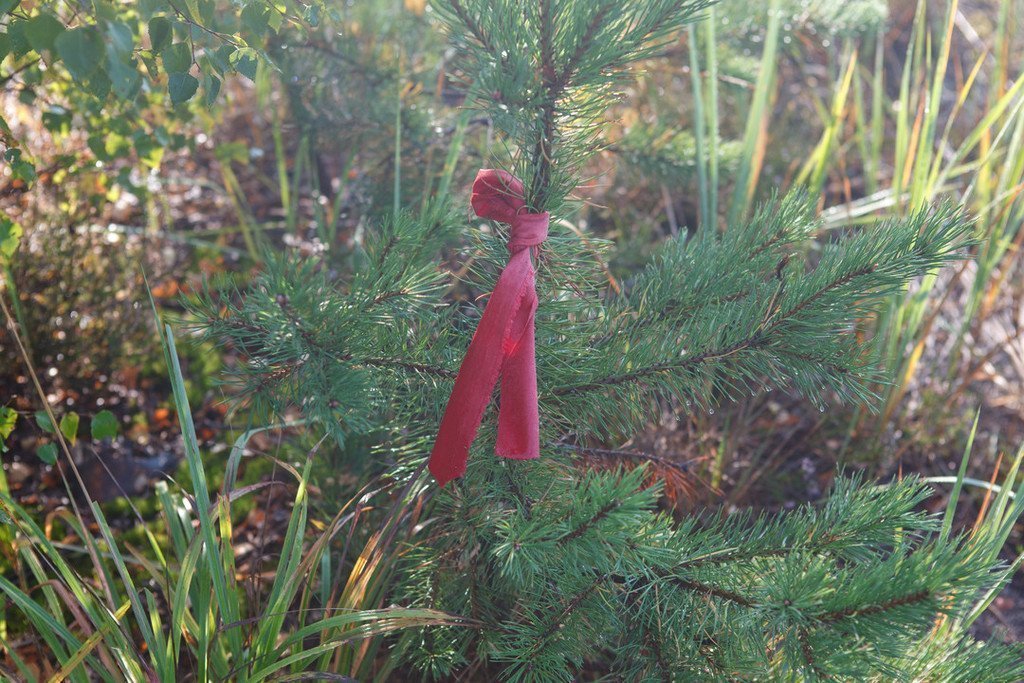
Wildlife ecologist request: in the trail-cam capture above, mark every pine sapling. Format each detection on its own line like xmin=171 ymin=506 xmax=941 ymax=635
xmin=192 ymin=1 xmax=1024 ymax=680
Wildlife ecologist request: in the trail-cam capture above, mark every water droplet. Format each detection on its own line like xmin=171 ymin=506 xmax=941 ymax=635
xmin=818 ymin=405 xmax=826 ymax=413
xmin=709 ymin=408 xmax=715 ymax=415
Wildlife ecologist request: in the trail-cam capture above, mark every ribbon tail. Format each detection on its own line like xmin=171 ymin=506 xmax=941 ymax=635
xmin=497 ymin=280 xmax=540 ymax=460
xmin=428 ymin=256 xmax=533 ymax=485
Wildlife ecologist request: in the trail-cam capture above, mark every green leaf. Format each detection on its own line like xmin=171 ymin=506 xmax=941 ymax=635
xmin=266 ymin=8 xmax=283 ymax=32
xmin=55 ymin=27 xmax=104 ymax=82
xmin=11 ymin=159 xmax=36 ymax=183
xmin=230 ymin=47 xmax=259 ymax=81
xmin=37 ymin=443 xmax=58 ymax=465
xmin=24 ymin=12 xmax=64 ymax=54
xmin=161 ymin=42 xmax=192 ymax=73
xmin=1 ymin=0 xmax=21 ymax=16
xmin=0 ymin=33 xmax=10 ymax=62
xmin=241 ymin=3 xmax=270 ymax=37
xmin=148 ymin=16 xmax=172 ymax=52
xmin=0 ymin=406 xmax=17 ymax=452
xmin=3 ymin=148 xmax=35 ymax=184
xmin=207 ymin=44 xmax=235 ymax=75
xmin=59 ymin=412 xmax=79 ymax=445
xmin=34 ymin=410 xmax=54 ymax=434
xmin=100 ymin=21 xmax=141 ymax=99
xmin=0 ymin=216 xmax=22 ymax=264
xmin=91 ymin=410 xmax=119 ymax=440
xmin=133 ymin=131 xmax=165 ymax=168
xmin=86 ymin=69 xmax=111 ymax=99
xmin=105 ymin=20 xmax=133 ymax=58
xmin=183 ymin=0 xmax=201 ymax=22
xmin=92 ymin=1 xmax=116 ymax=21
xmin=139 ymin=51 xmax=160 ymax=79
xmin=107 ymin=55 xmax=142 ymax=99
xmin=0 ymin=407 xmax=15 ymax=438
xmin=203 ymin=73 xmax=221 ymax=107
xmin=168 ymin=72 xmax=198 ymax=103
xmin=303 ymin=3 xmax=321 ymax=27
xmin=7 ymin=20 xmax=31 ymax=58
xmin=88 ymin=132 xmax=130 ymax=161
xmin=41 ymin=107 xmax=72 ymax=135
xmin=198 ymin=0 xmax=215 ymax=25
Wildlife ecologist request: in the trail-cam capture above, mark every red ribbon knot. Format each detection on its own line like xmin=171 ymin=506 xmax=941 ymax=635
xmin=428 ymin=169 xmax=549 ymax=486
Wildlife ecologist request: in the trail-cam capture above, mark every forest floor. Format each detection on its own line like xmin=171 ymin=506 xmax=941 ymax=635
xmin=1 ymin=0 xmax=1022 ymax=652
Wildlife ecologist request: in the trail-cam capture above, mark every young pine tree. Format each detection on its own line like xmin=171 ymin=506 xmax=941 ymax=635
xmin=191 ymin=1 xmax=1024 ymax=680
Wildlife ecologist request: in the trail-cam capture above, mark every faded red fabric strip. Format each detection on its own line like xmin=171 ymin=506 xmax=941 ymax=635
xmin=428 ymin=169 xmax=548 ymax=486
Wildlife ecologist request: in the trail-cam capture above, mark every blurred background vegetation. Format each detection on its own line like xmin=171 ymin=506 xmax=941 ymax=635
xmin=1 ymin=0 xmax=1023 ymax=677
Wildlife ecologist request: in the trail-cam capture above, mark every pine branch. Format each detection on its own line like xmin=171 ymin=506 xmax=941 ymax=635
xmin=666 ymin=576 xmax=757 ymax=608
xmin=368 ymin=289 xmax=413 ymax=307
xmin=560 ymin=444 xmax=695 ymax=476
xmin=557 ymin=5 xmax=613 ymax=91
xmin=546 ymin=200 xmax=972 ymax=433
xmin=798 ymin=629 xmax=830 ymax=680
xmin=776 ymin=265 xmax=875 ymax=322
xmin=528 ymin=0 xmax=559 ymax=210
xmin=622 ymin=586 xmax=673 ymax=683
xmin=447 ymin=0 xmax=494 ymax=51
xmin=552 ymin=333 xmax=769 ymax=396
xmin=531 ymin=573 xmax=610 ymax=652
xmin=819 ymin=590 xmax=932 ymax=624
xmin=557 ymin=260 xmax=874 ymax=397
xmin=352 ymin=356 xmax=456 ymax=378
xmin=210 ymin=308 xmax=456 ymax=380
xmin=557 ymin=499 xmax=620 ymax=546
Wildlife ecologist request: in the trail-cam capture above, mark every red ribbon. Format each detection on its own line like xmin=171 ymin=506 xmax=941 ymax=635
xmin=428 ymin=169 xmax=549 ymax=486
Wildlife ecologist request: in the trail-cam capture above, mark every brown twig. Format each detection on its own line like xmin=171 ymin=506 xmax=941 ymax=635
xmin=561 ymin=444 xmax=695 ymax=475
xmin=818 ymin=590 xmax=931 ymax=624
xmin=558 ymin=499 xmax=620 ymax=545
xmin=797 ymin=628 xmax=830 ymax=680
xmin=667 ymin=576 xmax=757 ymax=608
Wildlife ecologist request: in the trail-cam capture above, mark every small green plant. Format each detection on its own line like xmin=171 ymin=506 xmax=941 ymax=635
xmin=1 ymin=0 xmax=312 ymax=181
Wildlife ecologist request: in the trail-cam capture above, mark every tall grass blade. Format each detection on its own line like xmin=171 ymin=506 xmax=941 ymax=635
xmin=687 ymin=23 xmax=709 ymax=228
xmin=727 ymin=0 xmax=782 ymax=226
xmin=940 ymin=410 xmax=979 ymax=543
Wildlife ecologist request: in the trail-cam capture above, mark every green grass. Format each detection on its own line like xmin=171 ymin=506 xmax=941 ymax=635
xmin=0 ymin=293 xmax=463 ymax=680
xmin=685 ymin=0 xmax=1024 ymax=446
